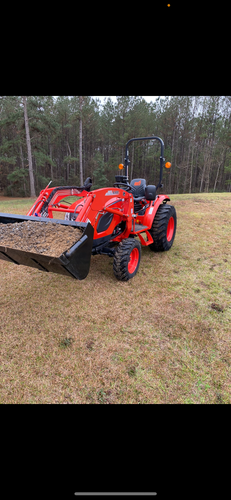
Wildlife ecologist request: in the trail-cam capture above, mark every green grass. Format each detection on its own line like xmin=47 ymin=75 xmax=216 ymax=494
xmin=0 ymin=192 xmax=231 ymax=404
xmin=0 ymin=197 xmax=37 ymax=213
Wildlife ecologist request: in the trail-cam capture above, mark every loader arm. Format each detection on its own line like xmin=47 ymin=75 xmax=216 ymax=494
xmin=27 ymin=186 xmax=90 ymax=217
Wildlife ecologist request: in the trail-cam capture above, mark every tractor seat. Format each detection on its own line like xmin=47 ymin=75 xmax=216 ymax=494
xmin=130 ymin=179 xmax=146 ymax=201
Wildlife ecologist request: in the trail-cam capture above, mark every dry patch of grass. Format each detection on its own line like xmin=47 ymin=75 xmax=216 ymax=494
xmin=0 ymin=192 xmax=231 ymax=404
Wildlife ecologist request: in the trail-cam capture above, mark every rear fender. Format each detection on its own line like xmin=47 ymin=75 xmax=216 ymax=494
xmin=142 ymin=194 xmax=170 ymax=228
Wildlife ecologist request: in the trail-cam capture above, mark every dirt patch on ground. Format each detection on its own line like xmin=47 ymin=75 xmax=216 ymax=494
xmin=0 ymin=221 xmax=83 ymax=257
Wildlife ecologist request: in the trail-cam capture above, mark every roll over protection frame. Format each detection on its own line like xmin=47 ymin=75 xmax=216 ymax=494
xmin=124 ymin=136 xmax=165 ymax=190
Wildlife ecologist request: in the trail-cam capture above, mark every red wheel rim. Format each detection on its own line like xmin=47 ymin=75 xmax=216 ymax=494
xmin=167 ymin=216 xmax=174 ymax=242
xmin=128 ymin=248 xmax=139 ymax=274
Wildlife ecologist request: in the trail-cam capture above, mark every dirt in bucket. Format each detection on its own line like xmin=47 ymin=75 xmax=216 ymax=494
xmin=0 ymin=220 xmax=83 ymax=257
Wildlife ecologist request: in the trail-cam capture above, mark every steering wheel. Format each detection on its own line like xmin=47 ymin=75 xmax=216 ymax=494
xmin=113 ymin=182 xmax=132 ymax=191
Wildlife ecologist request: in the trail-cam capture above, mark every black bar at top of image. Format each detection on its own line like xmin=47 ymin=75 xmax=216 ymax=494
xmin=74 ymin=494 xmax=157 ymax=496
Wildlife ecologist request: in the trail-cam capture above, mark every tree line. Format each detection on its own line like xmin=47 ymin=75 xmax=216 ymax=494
xmin=0 ymin=95 xmax=231 ymax=197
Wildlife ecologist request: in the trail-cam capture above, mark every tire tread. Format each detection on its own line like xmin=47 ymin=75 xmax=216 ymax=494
xmin=149 ymin=204 xmax=176 ymax=251
xmin=113 ymin=238 xmax=141 ymax=281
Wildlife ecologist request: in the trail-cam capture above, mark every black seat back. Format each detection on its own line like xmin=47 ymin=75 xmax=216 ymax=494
xmin=130 ymin=179 xmax=146 ymax=200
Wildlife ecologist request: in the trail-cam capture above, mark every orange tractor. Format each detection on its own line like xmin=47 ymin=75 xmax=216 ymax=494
xmin=0 ymin=136 xmax=176 ymax=281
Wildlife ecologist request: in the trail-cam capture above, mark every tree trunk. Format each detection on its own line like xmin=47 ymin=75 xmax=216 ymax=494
xmin=23 ymin=96 xmax=36 ymax=197
xmin=183 ymin=144 xmax=191 ymax=193
xmin=213 ymin=147 xmax=226 ymax=192
xmin=204 ymin=139 xmax=213 ymax=192
xmin=169 ymin=126 xmax=175 ymax=194
xmin=130 ymin=141 xmax=134 ymax=181
xmin=205 ymin=154 xmax=212 ymax=192
xmin=19 ymin=143 xmax=26 ymax=194
xmin=19 ymin=144 xmax=24 ymax=169
xmin=193 ymin=147 xmax=200 ymax=192
xmin=200 ymin=140 xmax=210 ymax=193
xmin=200 ymin=161 xmax=206 ymax=193
xmin=67 ymin=140 xmax=71 ymax=182
xmin=213 ymin=159 xmax=222 ymax=192
xmin=74 ymin=130 xmax=77 ymax=176
xmin=50 ymin=143 xmax=53 ymax=179
xmin=79 ymin=96 xmax=83 ymax=186
xmin=189 ymin=145 xmax=194 ymax=193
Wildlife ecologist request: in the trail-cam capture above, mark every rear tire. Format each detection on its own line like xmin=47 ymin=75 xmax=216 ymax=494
xmin=149 ymin=204 xmax=177 ymax=251
xmin=113 ymin=238 xmax=141 ymax=281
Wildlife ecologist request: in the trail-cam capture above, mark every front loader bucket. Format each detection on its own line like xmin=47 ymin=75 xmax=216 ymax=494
xmin=0 ymin=213 xmax=94 ymax=280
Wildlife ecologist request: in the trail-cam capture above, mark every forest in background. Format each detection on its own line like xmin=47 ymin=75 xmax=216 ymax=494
xmin=0 ymin=95 xmax=231 ymax=197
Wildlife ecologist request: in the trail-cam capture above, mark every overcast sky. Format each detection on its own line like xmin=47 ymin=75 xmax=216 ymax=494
xmin=92 ymin=96 xmax=164 ymax=105
xmin=53 ymin=96 xmax=165 ymax=105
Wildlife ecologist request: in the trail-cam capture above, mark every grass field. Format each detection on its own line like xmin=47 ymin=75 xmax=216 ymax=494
xmin=0 ymin=192 xmax=231 ymax=404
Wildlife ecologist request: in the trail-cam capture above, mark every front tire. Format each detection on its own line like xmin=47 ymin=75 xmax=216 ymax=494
xmin=149 ymin=204 xmax=177 ymax=251
xmin=113 ymin=238 xmax=141 ymax=281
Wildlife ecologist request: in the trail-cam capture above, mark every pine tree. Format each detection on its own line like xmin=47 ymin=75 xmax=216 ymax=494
xmin=23 ymin=96 xmax=36 ymax=197
xmin=92 ymin=152 xmax=108 ymax=189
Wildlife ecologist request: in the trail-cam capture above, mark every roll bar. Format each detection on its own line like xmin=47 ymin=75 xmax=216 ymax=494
xmin=124 ymin=136 xmax=165 ymax=190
